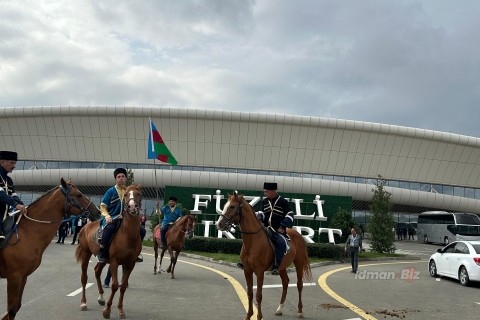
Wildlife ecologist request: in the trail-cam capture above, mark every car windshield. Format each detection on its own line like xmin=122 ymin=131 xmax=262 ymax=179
xmin=471 ymin=244 xmax=480 ymax=254
xmin=455 ymin=214 xmax=480 ymax=225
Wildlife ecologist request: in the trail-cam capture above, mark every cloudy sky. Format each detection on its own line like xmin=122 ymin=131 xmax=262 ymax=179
xmin=1 ymin=0 xmax=480 ymax=137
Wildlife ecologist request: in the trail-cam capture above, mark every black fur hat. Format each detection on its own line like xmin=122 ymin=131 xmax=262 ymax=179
xmin=263 ymin=182 xmax=277 ymax=190
xmin=0 ymin=151 xmax=18 ymax=161
xmin=113 ymin=168 xmax=127 ymax=178
xmin=169 ymin=196 xmax=178 ymax=202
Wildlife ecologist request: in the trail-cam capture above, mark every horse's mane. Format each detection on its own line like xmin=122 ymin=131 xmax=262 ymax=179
xmin=28 ymin=185 xmax=60 ymax=208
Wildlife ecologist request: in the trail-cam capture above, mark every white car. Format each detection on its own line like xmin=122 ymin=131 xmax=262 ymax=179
xmin=428 ymin=240 xmax=480 ymax=286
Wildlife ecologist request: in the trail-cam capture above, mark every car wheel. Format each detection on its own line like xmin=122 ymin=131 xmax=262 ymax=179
xmin=424 ymin=235 xmax=429 ymax=243
xmin=459 ymin=266 xmax=470 ymax=286
xmin=429 ymin=260 xmax=438 ymax=277
xmin=444 ymin=237 xmax=449 ymax=246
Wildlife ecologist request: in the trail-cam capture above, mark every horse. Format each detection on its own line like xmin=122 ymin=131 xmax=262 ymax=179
xmin=153 ymin=214 xmax=197 ymax=278
xmin=0 ymin=178 xmax=101 ymax=320
xmin=216 ymin=192 xmax=312 ymax=320
xmin=75 ymin=184 xmax=142 ymax=319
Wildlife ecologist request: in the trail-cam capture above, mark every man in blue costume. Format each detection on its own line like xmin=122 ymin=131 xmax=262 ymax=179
xmin=0 ymin=151 xmax=27 ymax=240
xmin=97 ymin=168 xmax=128 ymax=263
xmin=159 ymin=196 xmax=183 ymax=250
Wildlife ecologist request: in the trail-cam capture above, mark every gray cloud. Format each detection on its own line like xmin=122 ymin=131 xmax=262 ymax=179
xmin=1 ymin=0 xmax=480 ymax=137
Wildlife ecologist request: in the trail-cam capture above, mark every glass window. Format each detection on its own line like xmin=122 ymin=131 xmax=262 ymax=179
xmin=454 ymin=187 xmax=465 ymax=197
xmin=344 ymin=176 xmax=356 ymax=183
xmin=333 ymin=176 xmax=344 ymax=181
xmin=472 ymin=244 xmax=480 ymax=254
xmin=443 ymin=185 xmax=453 ymax=196
xmin=465 ymin=188 xmax=475 ymax=199
xmin=388 ymin=180 xmax=400 ymax=188
xmin=443 ymin=243 xmax=456 ymax=253
xmin=399 ymin=181 xmax=410 ymax=189
xmin=410 ymin=182 xmax=420 ymax=191
xmin=454 ymin=242 xmax=469 ymax=254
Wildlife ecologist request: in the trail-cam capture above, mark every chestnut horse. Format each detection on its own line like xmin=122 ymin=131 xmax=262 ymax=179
xmin=216 ymin=192 xmax=312 ymax=320
xmin=0 ymin=178 xmax=101 ymax=320
xmin=75 ymin=184 xmax=142 ymax=319
xmin=153 ymin=214 xmax=197 ymax=278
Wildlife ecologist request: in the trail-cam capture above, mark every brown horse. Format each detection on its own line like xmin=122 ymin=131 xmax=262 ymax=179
xmin=0 ymin=178 xmax=101 ymax=320
xmin=153 ymin=214 xmax=197 ymax=278
xmin=216 ymin=192 xmax=312 ymax=320
xmin=75 ymin=184 xmax=142 ymax=319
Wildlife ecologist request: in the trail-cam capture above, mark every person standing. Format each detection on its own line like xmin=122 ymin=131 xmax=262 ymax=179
xmin=246 ymin=182 xmax=294 ymax=276
xmin=97 ymin=168 xmax=128 ymax=263
xmin=0 ymin=151 xmax=27 ymax=240
xmin=56 ymin=220 xmax=68 ymax=244
xmin=159 ymin=196 xmax=183 ymax=249
xmin=71 ymin=215 xmax=87 ymax=245
xmin=345 ymin=228 xmax=362 ymax=273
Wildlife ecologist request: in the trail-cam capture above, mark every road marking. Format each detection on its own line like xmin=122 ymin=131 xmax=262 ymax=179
xmin=142 ymin=252 xmax=257 ymax=318
xmin=67 ymin=283 xmax=94 ymax=296
xmin=318 ymin=261 xmax=426 ymax=320
xmin=253 ymin=282 xmax=317 ymax=289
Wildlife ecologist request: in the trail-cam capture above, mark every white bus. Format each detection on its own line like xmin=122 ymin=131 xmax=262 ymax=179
xmin=417 ymin=211 xmax=480 ymax=245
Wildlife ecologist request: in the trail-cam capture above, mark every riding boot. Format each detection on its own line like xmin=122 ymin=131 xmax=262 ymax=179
xmin=0 ymin=230 xmax=4 ymax=240
xmin=97 ymin=246 xmax=108 ymax=263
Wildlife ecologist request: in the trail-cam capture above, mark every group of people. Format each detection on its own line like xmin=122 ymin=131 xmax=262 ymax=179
xmin=2 ymin=149 xmax=310 ymax=280
xmin=395 ymin=226 xmax=416 ymax=240
xmin=55 ymin=215 xmax=89 ymax=244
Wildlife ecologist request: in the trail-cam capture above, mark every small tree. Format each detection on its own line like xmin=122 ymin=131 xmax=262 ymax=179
xmin=329 ymin=207 xmax=357 ymax=243
xmin=126 ymin=168 xmax=134 ymax=186
xmin=369 ymin=175 xmax=395 ymax=253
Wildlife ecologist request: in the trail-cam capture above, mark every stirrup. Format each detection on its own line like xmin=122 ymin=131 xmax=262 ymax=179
xmin=236 ymin=262 xmax=244 ymax=270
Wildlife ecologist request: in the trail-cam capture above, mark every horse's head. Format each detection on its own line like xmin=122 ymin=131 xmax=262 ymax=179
xmin=125 ymin=184 xmax=142 ymax=215
xmin=216 ymin=191 xmax=243 ymax=231
xmin=185 ymin=214 xmax=197 ymax=239
xmin=60 ymin=178 xmax=101 ymax=221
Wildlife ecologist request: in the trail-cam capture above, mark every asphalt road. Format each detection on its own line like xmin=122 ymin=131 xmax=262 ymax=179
xmin=1 ymin=238 xmax=479 ymax=320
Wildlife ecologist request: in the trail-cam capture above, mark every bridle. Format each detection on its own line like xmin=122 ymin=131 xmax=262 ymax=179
xmin=23 ymin=184 xmax=95 ymax=224
xmin=219 ymin=197 xmax=263 ymax=235
xmin=124 ymin=189 xmax=141 ymax=216
xmin=174 ymin=215 xmax=195 ymax=238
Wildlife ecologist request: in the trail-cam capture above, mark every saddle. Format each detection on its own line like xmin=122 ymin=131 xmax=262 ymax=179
xmin=264 ymin=226 xmax=291 ymax=269
xmin=0 ymin=211 xmax=21 ymax=249
xmin=93 ymin=219 xmax=123 ymax=246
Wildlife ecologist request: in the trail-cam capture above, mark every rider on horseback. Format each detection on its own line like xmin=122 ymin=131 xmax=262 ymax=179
xmin=238 ymin=182 xmax=294 ymax=275
xmin=0 ymin=151 xmax=27 ymax=240
xmin=159 ymin=196 xmax=183 ymax=250
xmin=97 ymin=168 xmax=127 ymax=263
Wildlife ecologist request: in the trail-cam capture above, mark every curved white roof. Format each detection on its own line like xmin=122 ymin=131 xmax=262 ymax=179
xmin=2 ymin=106 xmax=480 ymax=213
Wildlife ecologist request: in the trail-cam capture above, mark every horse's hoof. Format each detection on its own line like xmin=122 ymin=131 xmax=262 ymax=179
xmin=80 ymin=303 xmax=88 ymax=311
xmin=297 ymin=312 xmax=304 ymax=318
xmin=102 ymin=310 xmax=111 ymax=319
xmin=98 ymin=298 xmax=105 ymax=306
xmin=119 ymin=312 xmax=126 ymax=319
xmin=275 ymin=311 xmax=283 ymax=316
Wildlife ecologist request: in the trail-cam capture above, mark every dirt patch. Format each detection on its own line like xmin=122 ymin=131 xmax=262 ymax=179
xmin=319 ymin=303 xmax=348 ymax=310
xmin=374 ymin=308 xmax=421 ymax=318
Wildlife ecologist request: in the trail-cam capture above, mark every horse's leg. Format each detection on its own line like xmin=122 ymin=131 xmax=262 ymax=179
xmin=153 ymin=239 xmax=158 ymax=274
xmin=275 ymin=269 xmax=290 ymax=316
xmin=116 ymin=266 xmax=133 ymax=319
xmin=254 ymin=271 xmax=265 ymax=320
xmin=94 ymin=262 xmax=107 ymax=306
xmin=80 ymin=251 xmax=93 ymax=310
xmin=294 ymin=260 xmax=305 ymax=318
xmin=3 ymin=275 xmax=27 ymax=320
xmin=166 ymin=247 xmax=174 ymax=275
xmin=159 ymin=247 xmax=166 ymax=274
xmin=242 ymin=270 xmax=254 ymax=320
xmin=170 ymin=249 xmax=181 ymax=279
xmin=103 ymin=265 xmax=120 ymax=319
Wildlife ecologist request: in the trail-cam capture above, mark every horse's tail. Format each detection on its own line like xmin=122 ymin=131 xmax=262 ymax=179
xmin=75 ymin=243 xmax=82 ymax=263
xmin=302 ymin=248 xmax=312 ymax=282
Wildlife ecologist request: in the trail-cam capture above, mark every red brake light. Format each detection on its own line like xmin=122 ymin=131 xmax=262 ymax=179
xmin=474 ymin=257 xmax=480 ymax=266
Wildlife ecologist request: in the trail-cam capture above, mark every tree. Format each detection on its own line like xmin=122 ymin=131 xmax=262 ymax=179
xmin=329 ymin=207 xmax=357 ymax=243
xmin=368 ymin=174 xmax=395 ymax=253
xmin=126 ymin=168 xmax=134 ymax=186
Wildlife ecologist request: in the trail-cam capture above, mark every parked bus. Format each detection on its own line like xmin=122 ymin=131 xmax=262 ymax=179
xmin=417 ymin=211 xmax=480 ymax=245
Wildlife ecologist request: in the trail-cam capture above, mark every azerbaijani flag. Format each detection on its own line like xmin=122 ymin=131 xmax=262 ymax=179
xmin=148 ymin=118 xmax=178 ymax=165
